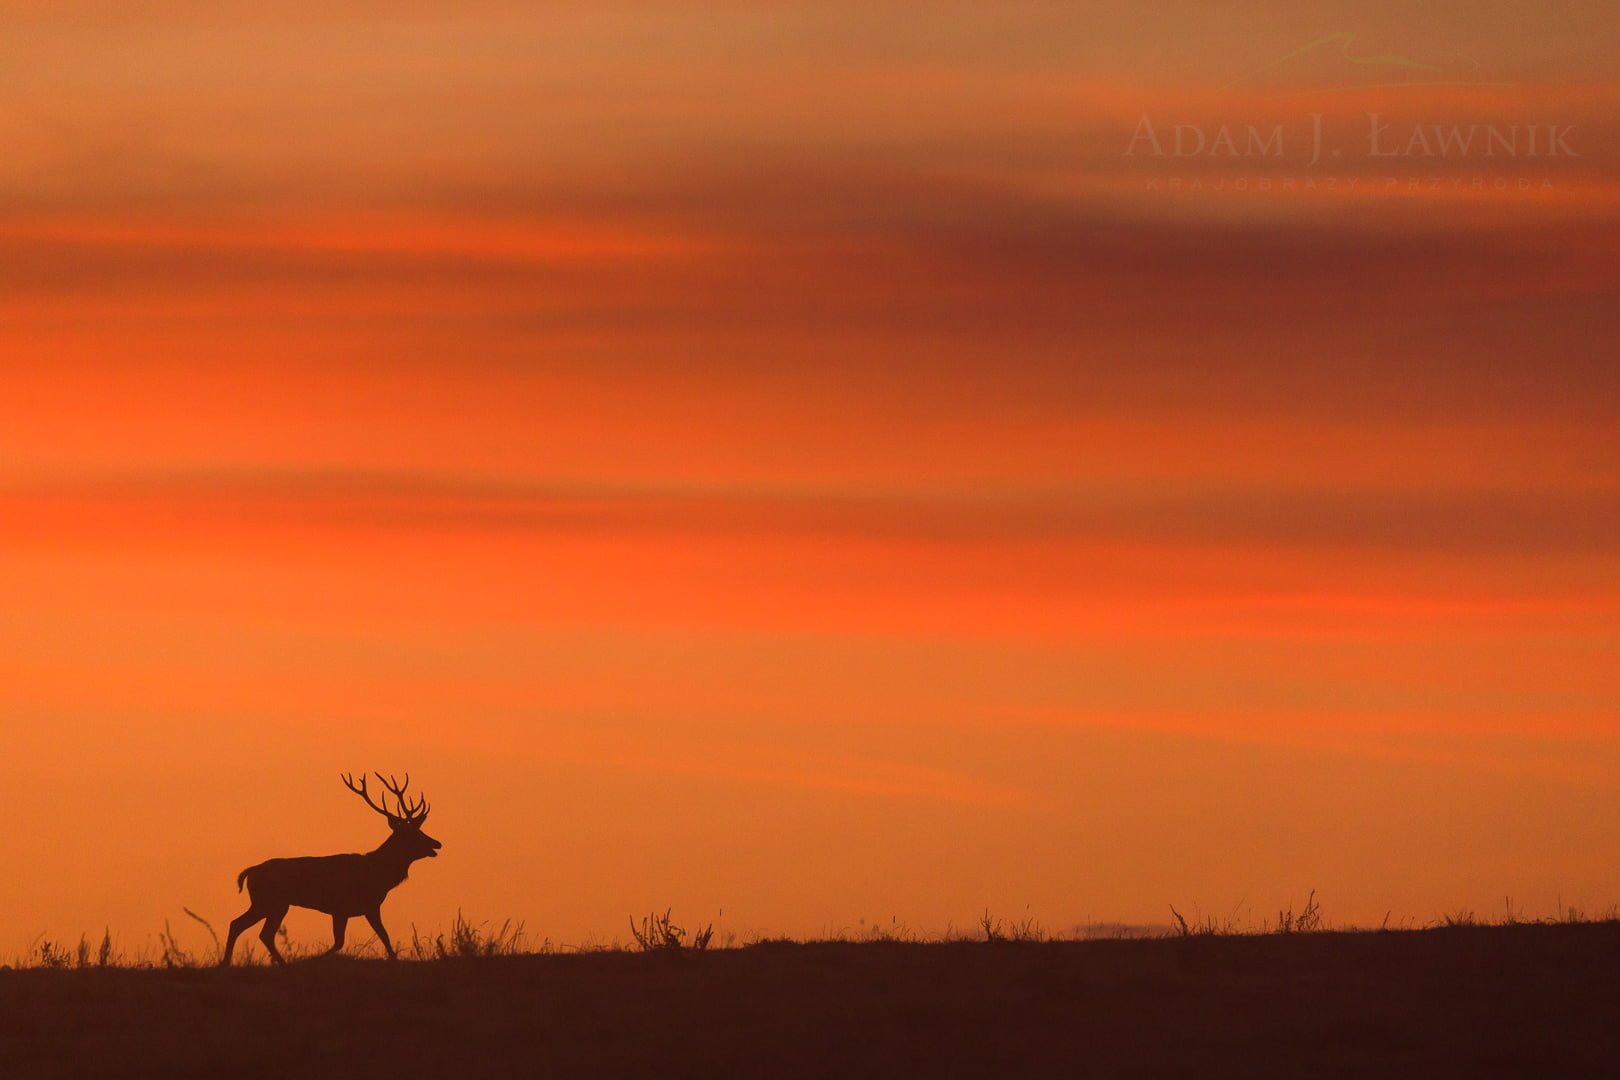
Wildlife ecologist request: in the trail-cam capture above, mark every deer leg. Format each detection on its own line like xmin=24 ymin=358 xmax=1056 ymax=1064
xmin=328 ymin=915 xmax=348 ymax=955
xmin=259 ymin=904 xmax=290 ymax=965
xmin=364 ymin=909 xmax=396 ymax=960
xmin=221 ymin=908 xmax=262 ymax=967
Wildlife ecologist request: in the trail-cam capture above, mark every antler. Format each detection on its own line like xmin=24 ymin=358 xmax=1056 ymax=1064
xmin=376 ymin=771 xmax=429 ymax=822
xmin=341 ymin=771 xmax=430 ymax=823
xmin=341 ymin=772 xmax=397 ymax=820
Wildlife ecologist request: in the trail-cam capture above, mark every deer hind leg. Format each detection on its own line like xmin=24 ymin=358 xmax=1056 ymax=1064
xmin=221 ymin=908 xmax=263 ymax=967
xmin=328 ymin=914 xmax=348 ymax=955
xmin=364 ymin=909 xmax=396 ymax=960
xmin=258 ymin=904 xmax=290 ymax=965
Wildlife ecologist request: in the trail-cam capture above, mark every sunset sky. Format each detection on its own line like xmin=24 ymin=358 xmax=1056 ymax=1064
xmin=3 ymin=2 xmax=1618 ymax=956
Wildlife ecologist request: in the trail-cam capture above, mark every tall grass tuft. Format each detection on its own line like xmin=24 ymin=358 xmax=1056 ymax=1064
xmin=409 ymin=910 xmax=534 ymax=960
xmin=184 ymin=909 xmax=222 ymax=963
xmin=1168 ymin=905 xmax=1243 ymax=938
xmin=1275 ymin=890 xmax=1324 ymax=934
xmin=158 ymin=921 xmax=196 ymax=968
xmin=628 ymin=909 xmax=713 ymax=953
xmin=980 ymin=909 xmax=1046 ymax=943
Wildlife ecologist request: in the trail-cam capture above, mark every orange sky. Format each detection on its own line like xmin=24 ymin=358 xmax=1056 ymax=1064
xmin=2 ymin=2 xmax=1618 ymax=956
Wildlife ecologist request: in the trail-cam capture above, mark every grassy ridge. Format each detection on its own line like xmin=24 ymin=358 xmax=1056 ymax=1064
xmin=5 ymin=920 xmax=1620 ymax=1078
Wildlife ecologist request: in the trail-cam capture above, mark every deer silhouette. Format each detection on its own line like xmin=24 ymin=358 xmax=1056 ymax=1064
xmin=221 ymin=772 xmax=441 ymax=966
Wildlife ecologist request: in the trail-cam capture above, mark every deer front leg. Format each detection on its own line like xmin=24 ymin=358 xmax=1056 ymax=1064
xmin=329 ymin=914 xmax=349 ymax=955
xmin=365 ymin=908 xmax=396 ymax=960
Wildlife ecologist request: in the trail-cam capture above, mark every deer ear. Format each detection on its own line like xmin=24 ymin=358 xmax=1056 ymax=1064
xmin=415 ymin=809 xmax=430 ymax=827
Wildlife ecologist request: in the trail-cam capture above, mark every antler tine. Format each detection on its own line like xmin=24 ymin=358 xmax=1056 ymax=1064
xmin=401 ymin=787 xmax=427 ymax=820
xmin=376 ymin=770 xmax=427 ymax=821
xmin=379 ymin=770 xmax=403 ymax=812
xmin=341 ymin=771 xmax=397 ymax=820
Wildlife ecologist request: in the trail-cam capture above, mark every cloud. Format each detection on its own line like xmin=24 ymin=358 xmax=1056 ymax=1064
xmin=2 ymin=196 xmax=1617 ymax=445
xmin=5 ymin=470 xmax=1618 ymax=558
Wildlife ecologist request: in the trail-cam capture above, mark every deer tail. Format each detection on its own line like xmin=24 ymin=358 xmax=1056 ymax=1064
xmin=236 ymin=863 xmax=262 ymax=892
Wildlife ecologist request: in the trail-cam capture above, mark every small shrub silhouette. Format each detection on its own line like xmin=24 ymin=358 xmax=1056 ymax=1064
xmin=629 ymin=909 xmax=713 ymax=952
xmin=980 ymin=909 xmax=1045 ymax=943
xmin=34 ymin=940 xmax=72 ymax=970
xmin=1275 ymin=891 xmax=1323 ymax=934
xmin=1168 ymin=905 xmax=1241 ymax=937
xmin=410 ymin=911 xmax=532 ymax=959
xmin=863 ymin=916 xmax=921 ymax=943
xmin=31 ymin=930 xmax=117 ymax=969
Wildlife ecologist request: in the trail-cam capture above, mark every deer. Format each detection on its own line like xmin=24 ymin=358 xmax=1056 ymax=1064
xmin=221 ymin=772 xmax=442 ymax=966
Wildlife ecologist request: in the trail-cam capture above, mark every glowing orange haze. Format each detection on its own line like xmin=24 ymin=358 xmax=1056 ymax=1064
xmin=2 ymin=2 xmax=1618 ymax=955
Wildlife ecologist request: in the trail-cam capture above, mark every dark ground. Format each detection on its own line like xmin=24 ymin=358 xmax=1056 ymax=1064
xmin=4 ymin=921 xmax=1619 ymax=1078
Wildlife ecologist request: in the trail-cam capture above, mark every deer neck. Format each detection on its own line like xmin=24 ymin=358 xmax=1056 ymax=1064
xmin=368 ymin=833 xmax=419 ymax=885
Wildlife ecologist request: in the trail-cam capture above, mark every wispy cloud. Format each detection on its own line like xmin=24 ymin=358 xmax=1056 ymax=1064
xmin=4 ymin=469 xmax=1619 ymax=557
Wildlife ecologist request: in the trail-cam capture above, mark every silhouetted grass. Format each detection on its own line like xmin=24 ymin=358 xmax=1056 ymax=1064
xmin=979 ymin=907 xmax=1046 ymax=943
xmin=409 ymin=910 xmax=538 ymax=960
xmin=628 ymin=908 xmax=713 ymax=952
xmin=25 ymin=931 xmax=113 ymax=971
xmin=9 ymin=915 xmax=1620 ymax=1077
xmin=1273 ymin=889 xmax=1323 ymax=934
xmin=16 ymin=893 xmax=1620 ymax=971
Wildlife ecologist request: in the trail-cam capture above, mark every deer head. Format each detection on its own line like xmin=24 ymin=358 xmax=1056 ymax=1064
xmin=341 ymin=771 xmax=442 ymax=860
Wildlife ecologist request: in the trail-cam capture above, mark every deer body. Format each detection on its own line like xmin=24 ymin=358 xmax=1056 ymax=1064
xmin=221 ymin=773 xmax=440 ymax=966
